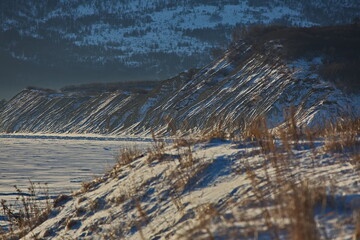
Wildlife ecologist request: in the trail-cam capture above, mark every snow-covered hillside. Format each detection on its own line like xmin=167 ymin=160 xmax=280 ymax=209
xmin=1 ymin=0 xmax=360 ymax=98
xmin=1 ymin=26 xmax=359 ymax=136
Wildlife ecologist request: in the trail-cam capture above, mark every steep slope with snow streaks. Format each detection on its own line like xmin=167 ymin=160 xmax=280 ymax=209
xmin=0 ymin=34 xmax=358 ymax=135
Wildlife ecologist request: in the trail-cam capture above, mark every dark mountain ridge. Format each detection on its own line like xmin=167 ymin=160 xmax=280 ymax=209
xmin=1 ymin=0 xmax=359 ymax=99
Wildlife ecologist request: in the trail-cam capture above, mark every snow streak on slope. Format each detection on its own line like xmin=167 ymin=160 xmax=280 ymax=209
xmin=0 ymin=41 xmax=358 ymax=135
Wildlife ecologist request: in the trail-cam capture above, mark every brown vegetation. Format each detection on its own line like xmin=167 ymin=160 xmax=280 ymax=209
xmin=1 ymin=111 xmax=359 ymax=239
xmin=170 ymin=114 xmax=359 ymax=239
xmin=0 ymin=181 xmax=52 ymax=239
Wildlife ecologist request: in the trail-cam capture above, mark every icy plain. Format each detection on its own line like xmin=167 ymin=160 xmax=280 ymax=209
xmin=0 ymin=134 xmax=152 ymax=227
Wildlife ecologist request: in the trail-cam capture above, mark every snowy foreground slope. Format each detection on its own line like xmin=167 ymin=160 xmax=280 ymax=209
xmin=10 ymin=134 xmax=360 ymax=239
xmin=1 ymin=26 xmax=359 ymax=135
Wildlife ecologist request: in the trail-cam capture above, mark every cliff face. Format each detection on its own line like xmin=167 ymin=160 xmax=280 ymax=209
xmin=1 ymin=26 xmax=359 ymax=135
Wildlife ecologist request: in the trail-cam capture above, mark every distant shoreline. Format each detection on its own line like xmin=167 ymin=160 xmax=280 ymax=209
xmin=0 ymin=133 xmax=153 ymax=142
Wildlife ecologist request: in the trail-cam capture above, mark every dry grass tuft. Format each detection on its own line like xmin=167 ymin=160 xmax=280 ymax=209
xmin=147 ymin=131 xmax=166 ymax=163
xmin=115 ymin=147 xmax=142 ymax=167
xmin=89 ymin=198 xmax=101 ymax=211
xmin=243 ymin=118 xmax=278 ymax=156
xmin=80 ymin=179 xmax=98 ymax=193
xmin=110 ymin=147 xmax=143 ymax=177
xmin=0 ymin=181 xmax=52 ymax=239
xmin=323 ymin=118 xmax=360 ymax=153
xmin=278 ymin=181 xmax=324 ymax=240
xmin=283 ymin=106 xmax=300 ymax=143
xmin=65 ymin=218 xmax=80 ymax=230
xmin=352 ymin=153 xmax=360 ymax=170
xmin=53 ymin=194 xmax=72 ymax=208
xmin=201 ymin=121 xmax=228 ymax=141
xmin=354 ymin=210 xmax=360 ymax=240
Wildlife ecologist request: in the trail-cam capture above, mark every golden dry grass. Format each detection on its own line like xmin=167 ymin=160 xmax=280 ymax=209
xmin=1 ymin=113 xmax=359 ymax=240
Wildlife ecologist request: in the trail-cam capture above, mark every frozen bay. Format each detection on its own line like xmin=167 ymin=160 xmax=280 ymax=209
xmin=0 ymin=134 xmax=152 ymax=201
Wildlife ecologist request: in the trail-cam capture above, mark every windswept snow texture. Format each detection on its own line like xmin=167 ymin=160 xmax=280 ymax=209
xmin=0 ymin=41 xmax=358 ymax=135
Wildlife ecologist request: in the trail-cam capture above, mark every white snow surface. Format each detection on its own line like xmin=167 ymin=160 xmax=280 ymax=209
xmin=7 ymin=137 xmax=359 ymax=240
xmin=0 ymin=134 xmax=152 ymax=227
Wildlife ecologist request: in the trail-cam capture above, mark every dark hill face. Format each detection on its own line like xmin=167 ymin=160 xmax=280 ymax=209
xmin=1 ymin=0 xmax=360 ymax=99
xmin=233 ymin=25 xmax=360 ymax=93
xmin=0 ymin=25 xmax=359 ymax=135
